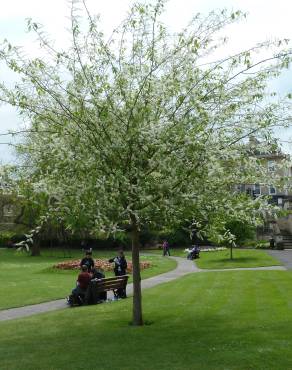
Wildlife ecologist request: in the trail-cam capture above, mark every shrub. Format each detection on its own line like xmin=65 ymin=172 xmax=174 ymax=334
xmin=110 ymin=232 xmax=132 ymax=249
xmin=201 ymin=247 xmax=227 ymax=252
xmin=243 ymin=239 xmax=272 ymax=249
xmin=0 ymin=231 xmax=19 ymax=247
xmin=276 ymin=242 xmax=284 ymax=250
xmin=253 ymin=240 xmax=271 ymax=249
xmin=160 ymin=229 xmax=190 ymax=247
xmin=225 ymin=221 xmax=256 ymax=246
xmin=245 ymin=240 xmax=257 ymax=248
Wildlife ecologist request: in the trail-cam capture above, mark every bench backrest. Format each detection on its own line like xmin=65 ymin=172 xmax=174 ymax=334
xmin=90 ymin=275 xmax=129 ymax=292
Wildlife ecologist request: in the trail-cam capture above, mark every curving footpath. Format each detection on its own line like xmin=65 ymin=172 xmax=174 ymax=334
xmin=0 ymin=256 xmax=285 ymax=322
xmin=0 ymin=256 xmax=197 ymax=322
xmin=267 ymin=249 xmax=292 ymax=270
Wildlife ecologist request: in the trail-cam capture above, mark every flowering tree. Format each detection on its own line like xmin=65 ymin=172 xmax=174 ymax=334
xmin=0 ymin=0 xmax=291 ymax=325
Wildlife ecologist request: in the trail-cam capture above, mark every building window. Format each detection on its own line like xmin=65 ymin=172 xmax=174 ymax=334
xmin=246 ymin=187 xmax=253 ymax=196
xmin=254 ymin=184 xmax=261 ymax=196
xmin=236 ymin=184 xmax=245 ymax=193
xmin=269 ymin=185 xmax=276 ymax=195
xmin=268 ymin=161 xmax=275 ymax=172
xmin=284 ymin=168 xmax=291 ymax=177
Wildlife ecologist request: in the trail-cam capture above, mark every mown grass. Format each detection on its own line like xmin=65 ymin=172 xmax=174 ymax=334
xmin=145 ymin=248 xmax=281 ymax=269
xmin=1 ymin=270 xmax=292 ymax=369
xmin=0 ymin=248 xmax=176 ymax=310
xmin=195 ymin=249 xmax=281 ymax=269
xmin=144 ymin=247 xmax=187 ymax=257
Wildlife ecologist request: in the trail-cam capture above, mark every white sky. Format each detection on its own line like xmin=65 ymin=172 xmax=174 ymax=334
xmin=0 ymin=0 xmax=291 ymax=163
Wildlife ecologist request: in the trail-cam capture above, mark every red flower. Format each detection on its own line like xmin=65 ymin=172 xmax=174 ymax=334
xmin=54 ymin=258 xmax=152 ymax=272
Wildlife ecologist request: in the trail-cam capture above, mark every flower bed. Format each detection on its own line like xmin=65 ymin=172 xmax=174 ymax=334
xmin=201 ymin=247 xmax=227 ymax=252
xmin=184 ymin=247 xmax=227 ymax=253
xmin=54 ymin=258 xmax=152 ymax=273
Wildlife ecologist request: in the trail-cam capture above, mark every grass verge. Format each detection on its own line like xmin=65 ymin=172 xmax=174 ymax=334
xmin=0 ymin=248 xmax=176 ymax=310
xmin=144 ymin=248 xmax=281 ymax=269
xmin=1 ymin=271 xmax=292 ymax=369
xmin=195 ymin=249 xmax=281 ymax=269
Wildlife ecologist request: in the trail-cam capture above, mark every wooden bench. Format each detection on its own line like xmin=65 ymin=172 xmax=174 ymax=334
xmin=85 ymin=275 xmax=129 ymax=304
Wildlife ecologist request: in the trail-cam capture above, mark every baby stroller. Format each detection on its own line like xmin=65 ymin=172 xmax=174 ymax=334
xmin=187 ymin=246 xmax=200 ymax=260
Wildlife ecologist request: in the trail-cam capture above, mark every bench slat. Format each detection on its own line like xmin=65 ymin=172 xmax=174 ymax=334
xmin=95 ymin=283 xmax=125 ymax=291
xmin=89 ymin=275 xmax=129 ymax=293
xmin=98 ymin=276 xmax=128 ymax=282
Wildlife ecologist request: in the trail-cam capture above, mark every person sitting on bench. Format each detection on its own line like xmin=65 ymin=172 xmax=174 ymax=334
xmin=85 ymin=268 xmax=107 ymax=304
xmin=68 ymin=265 xmax=92 ymax=305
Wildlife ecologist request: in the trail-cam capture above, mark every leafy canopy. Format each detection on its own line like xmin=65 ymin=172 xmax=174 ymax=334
xmin=0 ymin=0 xmax=291 ymax=241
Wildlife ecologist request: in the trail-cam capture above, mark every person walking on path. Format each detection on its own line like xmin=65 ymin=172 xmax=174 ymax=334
xmin=162 ymin=240 xmax=170 ymax=256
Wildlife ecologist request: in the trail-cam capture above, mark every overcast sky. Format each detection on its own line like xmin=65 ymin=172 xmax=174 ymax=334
xmin=0 ymin=0 xmax=291 ymax=163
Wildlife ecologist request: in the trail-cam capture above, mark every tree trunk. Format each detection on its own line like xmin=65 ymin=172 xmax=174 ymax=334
xmin=31 ymin=235 xmax=41 ymax=256
xmin=230 ymin=243 xmax=233 ymax=260
xmin=130 ymin=216 xmax=143 ymax=326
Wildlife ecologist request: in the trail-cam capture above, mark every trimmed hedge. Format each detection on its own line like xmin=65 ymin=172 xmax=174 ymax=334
xmin=0 ymin=231 xmax=27 ymax=247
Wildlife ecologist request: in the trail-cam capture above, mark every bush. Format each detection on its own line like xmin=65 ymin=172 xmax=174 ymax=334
xmin=0 ymin=231 xmax=15 ymax=247
xmin=245 ymin=240 xmax=257 ymax=248
xmin=139 ymin=227 xmax=158 ymax=248
xmin=225 ymin=221 xmax=256 ymax=246
xmin=276 ymin=242 xmax=284 ymax=250
xmin=0 ymin=231 xmax=26 ymax=247
xmin=254 ymin=240 xmax=270 ymax=249
xmin=160 ymin=229 xmax=190 ymax=247
xmin=244 ymin=239 xmax=271 ymax=249
xmin=200 ymin=247 xmax=227 ymax=252
xmin=111 ymin=232 xmax=132 ymax=249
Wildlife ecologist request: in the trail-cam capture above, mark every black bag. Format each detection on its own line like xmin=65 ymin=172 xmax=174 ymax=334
xmin=67 ymin=293 xmax=84 ymax=307
xmin=85 ymin=280 xmax=107 ymax=305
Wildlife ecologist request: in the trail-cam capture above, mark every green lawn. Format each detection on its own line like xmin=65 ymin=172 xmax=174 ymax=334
xmin=144 ymin=247 xmax=187 ymax=257
xmin=1 ymin=270 xmax=292 ymax=369
xmin=0 ymin=248 xmax=176 ymax=310
xmin=196 ymin=249 xmax=281 ymax=269
xmin=145 ymin=247 xmax=281 ymax=269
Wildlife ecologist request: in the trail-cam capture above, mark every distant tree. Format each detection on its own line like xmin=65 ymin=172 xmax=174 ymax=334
xmin=0 ymin=0 xmax=291 ymax=324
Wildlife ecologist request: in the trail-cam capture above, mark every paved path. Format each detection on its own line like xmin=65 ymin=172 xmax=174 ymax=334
xmin=267 ymin=249 xmax=292 ymax=270
xmin=0 ymin=255 xmax=286 ymax=322
xmin=0 ymin=256 xmax=198 ymax=322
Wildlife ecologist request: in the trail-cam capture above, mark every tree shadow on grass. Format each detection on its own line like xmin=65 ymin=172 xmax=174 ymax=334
xmin=219 ymin=257 xmax=259 ymax=263
xmin=206 ymin=256 xmax=261 ymax=268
